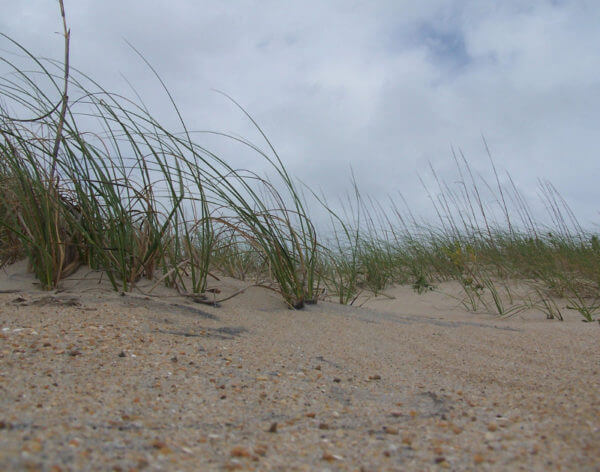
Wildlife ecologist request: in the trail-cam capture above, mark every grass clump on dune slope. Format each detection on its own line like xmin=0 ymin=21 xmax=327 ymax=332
xmin=0 ymin=26 xmax=318 ymax=309
xmin=316 ymin=150 xmax=599 ymax=321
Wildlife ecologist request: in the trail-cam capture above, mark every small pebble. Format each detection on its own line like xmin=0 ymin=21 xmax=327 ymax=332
xmin=223 ymin=462 xmax=243 ymax=471
xmin=254 ymin=445 xmax=268 ymax=456
xmin=230 ymin=446 xmax=252 ymax=458
xmin=322 ymin=452 xmax=341 ymax=461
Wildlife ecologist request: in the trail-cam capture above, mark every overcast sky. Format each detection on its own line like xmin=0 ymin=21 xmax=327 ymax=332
xmin=1 ymin=1 xmax=599 ymax=228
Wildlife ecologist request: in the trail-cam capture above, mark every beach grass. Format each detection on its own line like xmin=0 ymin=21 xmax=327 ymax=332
xmin=0 ymin=30 xmax=598 ymax=321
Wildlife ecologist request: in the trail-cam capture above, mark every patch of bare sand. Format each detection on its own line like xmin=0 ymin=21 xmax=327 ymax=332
xmin=0 ymin=262 xmax=598 ymax=471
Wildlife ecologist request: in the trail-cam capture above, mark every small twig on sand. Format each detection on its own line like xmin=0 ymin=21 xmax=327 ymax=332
xmin=133 ymin=282 xmax=267 ymax=307
xmin=182 ymin=283 xmax=267 ymax=306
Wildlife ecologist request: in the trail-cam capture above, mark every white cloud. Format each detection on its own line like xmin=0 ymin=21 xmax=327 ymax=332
xmin=1 ymin=0 xmax=598 ymax=227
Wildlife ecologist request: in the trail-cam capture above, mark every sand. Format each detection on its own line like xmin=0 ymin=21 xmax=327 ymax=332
xmin=0 ymin=261 xmax=598 ymax=471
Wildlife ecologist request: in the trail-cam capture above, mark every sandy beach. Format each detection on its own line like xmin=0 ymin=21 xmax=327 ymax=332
xmin=0 ymin=261 xmax=598 ymax=471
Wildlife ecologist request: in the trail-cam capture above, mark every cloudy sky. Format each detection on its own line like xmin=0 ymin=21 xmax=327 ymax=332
xmin=1 ymin=1 xmax=599 ymax=228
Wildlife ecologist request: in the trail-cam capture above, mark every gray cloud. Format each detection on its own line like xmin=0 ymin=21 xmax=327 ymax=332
xmin=1 ymin=0 xmax=598 ymax=227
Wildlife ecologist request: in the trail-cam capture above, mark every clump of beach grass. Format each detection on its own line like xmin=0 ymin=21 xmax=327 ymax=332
xmin=0 ymin=15 xmax=318 ymax=308
xmin=314 ymin=147 xmax=599 ymax=321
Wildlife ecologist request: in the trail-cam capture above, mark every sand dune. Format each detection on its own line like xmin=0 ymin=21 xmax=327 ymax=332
xmin=1 ymin=262 xmax=598 ymax=471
